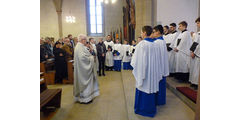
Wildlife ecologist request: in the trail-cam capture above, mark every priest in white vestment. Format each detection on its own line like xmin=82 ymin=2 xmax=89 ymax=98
xmin=73 ymin=34 xmax=99 ymax=103
xmin=189 ymin=18 xmax=200 ymax=87
xmin=131 ymin=26 xmax=166 ymax=117
xmin=173 ymin=21 xmax=193 ymax=81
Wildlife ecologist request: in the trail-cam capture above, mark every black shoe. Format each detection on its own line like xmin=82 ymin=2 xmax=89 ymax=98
xmin=103 ymin=73 xmax=105 ymax=76
xmin=98 ymin=74 xmax=101 ymax=76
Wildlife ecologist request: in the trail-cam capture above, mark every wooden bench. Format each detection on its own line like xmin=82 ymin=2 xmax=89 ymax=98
xmin=40 ymin=77 xmax=62 ymax=111
xmin=41 ymin=61 xmax=55 ymax=85
xmin=63 ymin=60 xmax=74 ymax=84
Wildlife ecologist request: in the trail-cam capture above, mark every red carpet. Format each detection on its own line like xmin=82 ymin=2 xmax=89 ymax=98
xmin=176 ymin=87 xmax=197 ymax=103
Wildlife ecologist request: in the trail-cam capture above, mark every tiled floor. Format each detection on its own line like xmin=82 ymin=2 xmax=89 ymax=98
xmin=41 ymin=70 xmax=195 ymax=120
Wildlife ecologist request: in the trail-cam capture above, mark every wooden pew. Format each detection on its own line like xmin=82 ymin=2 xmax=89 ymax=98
xmin=40 ymin=77 xmax=62 ymax=111
xmin=40 ymin=61 xmax=55 ymax=85
xmin=63 ymin=60 xmax=74 ymax=84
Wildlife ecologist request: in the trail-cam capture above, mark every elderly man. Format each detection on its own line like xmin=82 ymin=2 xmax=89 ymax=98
xmin=73 ymin=34 xmax=100 ymax=104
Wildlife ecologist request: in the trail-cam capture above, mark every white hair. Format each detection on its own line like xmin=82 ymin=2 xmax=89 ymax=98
xmin=78 ymin=34 xmax=87 ymax=42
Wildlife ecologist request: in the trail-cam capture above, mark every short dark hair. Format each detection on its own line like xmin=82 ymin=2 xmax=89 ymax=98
xmin=164 ymin=25 xmax=169 ymax=30
xmin=195 ymin=17 xmax=200 ymax=23
xmin=89 ymin=38 xmax=94 ymax=41
xmin=170 ymin=23 xmax=176 ymax=27
xmin=153 ymin=25 xmax=164 ymax=34
xmin=68 ymin=34 xmax=72 ymax=37
xmin=138 ymin=37 xmax=142 ymax=39
xmin=142 ymin=26 xmax=153 ymax=36
xmin=179 ymin=21 xmax=188 ymax=28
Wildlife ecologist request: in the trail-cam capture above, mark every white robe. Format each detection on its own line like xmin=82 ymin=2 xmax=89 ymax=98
xmin=113 ymin=43 xmax=123 ymax=60
xmin=131 ymin=38 xmax=164 ymax=94
xmin=73 ymin=43 xmax=100 ymax=103
xmin=104 ymin=41 xmax=114 ymax=66
xmin=154 ymin=37 xmax=169 ymax=77
xmin=168 ymin=31 xmax=179 ymax=73
xmin=173 ymin=30 xmax=193 ymax=73
xmin=122 ymin=44 xmax=131 ymax=62
xmin=189 ymin=31 xmax=200 ymax=85
xmin=129 ymin=45 xmax=136 ymax=57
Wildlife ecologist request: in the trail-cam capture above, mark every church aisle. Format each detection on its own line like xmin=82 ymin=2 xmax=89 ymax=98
xmin=121 ymin=70 xmax=195 ymax=120
xmin=46 ymin=71 xmax=128 ymax=120
xmin=43 ymin=70 xmax=194 ymax=120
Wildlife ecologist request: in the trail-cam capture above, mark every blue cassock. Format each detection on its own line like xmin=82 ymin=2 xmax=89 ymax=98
xmin=134 ymin=37 xmax=166 ymax=117
xmin=113 ymin=50 xmax=121 ymax=71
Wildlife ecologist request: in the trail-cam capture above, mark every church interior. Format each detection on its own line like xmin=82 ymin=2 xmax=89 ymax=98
xmin=40 ymin=0 xmax=200 ymax=120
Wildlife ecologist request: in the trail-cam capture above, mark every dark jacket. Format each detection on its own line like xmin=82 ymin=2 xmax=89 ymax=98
xmin=43 ymin=43 xmax=54 ymax=57
xmin=40 ymin=45 xmax=48 ymax=62
xmin=96 ymin=42 xmax=106 ymax=57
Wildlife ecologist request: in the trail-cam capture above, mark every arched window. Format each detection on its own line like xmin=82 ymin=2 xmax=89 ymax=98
xmin=86 ymin=0 xmax=104 ymax=36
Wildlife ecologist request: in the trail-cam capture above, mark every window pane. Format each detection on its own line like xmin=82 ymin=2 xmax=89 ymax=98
xmin=91 ymin=24 xmax=96 ymax=33
xmin=90 ymin=15 xmax=96 ymax=25
xmin=96 ymin=15 xmax=102 ymax=24
xmin=90 ymin=0 xmax=95 ymax=6
xmin=96 ymin=0 xmax=102 ymax=6
xmin=96 ymin=6 xmax=102 ymax=15
xmin=90 ymin=7 xmax=95 ymax=15
xmin=97 ymin=24 xmax=102 ymax=33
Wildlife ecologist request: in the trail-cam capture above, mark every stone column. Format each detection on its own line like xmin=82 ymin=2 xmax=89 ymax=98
xmin=53 ymin=0 xmax=63 ymax=38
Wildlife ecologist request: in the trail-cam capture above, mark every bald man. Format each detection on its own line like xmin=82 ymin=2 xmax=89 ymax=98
xmin=73 ymin=34 xmax=100 ymax=104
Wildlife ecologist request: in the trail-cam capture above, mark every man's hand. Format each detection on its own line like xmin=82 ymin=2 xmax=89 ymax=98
xmin=191 ymin=52 xmax=195 ymax=58
xmin=45 ymin=55 xmax=48 ymax=58
xmin=174 ymin=48 xmax=178 ymax=52
xmin=114 ymin=53 xmax=117 ymax=56
xmin=102 ymin=53 xmax=105 ymax=57
xmin=60 ymin=53 xmax=63 ymax=56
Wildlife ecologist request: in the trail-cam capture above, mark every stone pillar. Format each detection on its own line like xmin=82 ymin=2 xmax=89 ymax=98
xmin=53 ymin=0 xmax=63 ymax=38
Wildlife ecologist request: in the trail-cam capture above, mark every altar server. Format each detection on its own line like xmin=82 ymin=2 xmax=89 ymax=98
xmin=104 ymin=35 xmax=114 ymax=70
xmin=129 ymin=40 xmax=137 ymax=70
xmin=113 ymin=39 xmax=122 ymax=71
xmin=153 ymin=25 xmax=169 ymax=106
xmin=189 ymin=17 xmax=200 ymax=88
xmin=168 ymin=23 xmax=179 ymax=76
xmin=173 ymin=21 xmax=193 ymax=81
xmin=122 ymin=40 xmax=131 ymax=70
xmin=131 ymin=26 xmax=165 ymax=117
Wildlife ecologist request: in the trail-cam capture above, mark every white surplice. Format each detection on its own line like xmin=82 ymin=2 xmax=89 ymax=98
xmin=104 ymin=41 xmax=114 ymax=66
xmin=113 ymin=43 xmax=123 ymax=60
xmin=168 ymin=31 xmax=179 ymax=73
xmin=122 ymin=44 xmax=131 ymax=62
xmin=73 ymin=43 xmax=100 ymax=103
xmin=131 ymin=38 xmax=164 ymax=94
xmin=173 ymin=30 xmax=193 ymax=73
xmin=189 ymin=31 xmax=200 ymax=85
xmin=154 ymin=37 xmax=169 ymax=77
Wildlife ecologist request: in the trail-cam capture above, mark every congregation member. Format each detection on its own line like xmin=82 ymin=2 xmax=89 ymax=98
xmin=53 ymin=41 xmax=67 ymax=84
xmin=189 ymin=17 xmax=200 ymax=89
xmin=73 ymin=34 xmax=100 ymax=104
xmin=40 ymin=39 xmax=48 ymax=62
xmin=96 ymin=38 xmax=107 ymax=76
xmin=153 ymin=25 xmax=169 ymax=106
xmin=173 ymin=21 xmax=193 ymax=81
xmin=62 ymin=37 xmax=73 ymax=61
xmin=113 ymin=39 xmax=122 ymax=71
xmin=104 ymin=35 xmax=114 ymax=70
xmin=168 ymin=23 xmax=179 ymax=76
xmin=122 ymin=40 xmax=131 ymax=70
xmin=68 ymin=34 xmax=75 ymax=48
xmin=131 ymin=26 xmax=167 ymax=117
xmin=43 ymin=37 xmax=54 ymax=58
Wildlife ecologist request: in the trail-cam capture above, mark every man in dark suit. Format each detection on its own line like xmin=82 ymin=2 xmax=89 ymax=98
xmin=96 ymin=38 xmax=106 ymax=76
